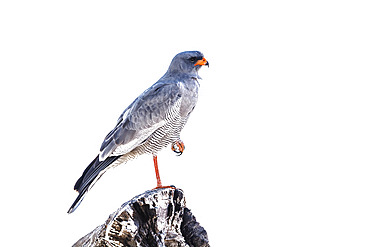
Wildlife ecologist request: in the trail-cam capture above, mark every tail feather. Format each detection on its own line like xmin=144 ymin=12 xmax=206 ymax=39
xmin=68 ymin=155 xmax=121 ymax=214
xmin=67 ymin=187 xmax=88 ymax=214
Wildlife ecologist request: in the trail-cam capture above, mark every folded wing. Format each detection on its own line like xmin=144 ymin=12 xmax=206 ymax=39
xmin=99 ymin=81 xmax=182 ymax=161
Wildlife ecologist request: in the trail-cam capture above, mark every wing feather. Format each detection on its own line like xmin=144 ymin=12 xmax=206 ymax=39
xmin=99 ymin=81 xmax=182 ymax=161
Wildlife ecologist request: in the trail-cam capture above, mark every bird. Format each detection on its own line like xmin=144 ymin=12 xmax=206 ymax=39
xmin=68 ymin=51 xmax=209 ymax=213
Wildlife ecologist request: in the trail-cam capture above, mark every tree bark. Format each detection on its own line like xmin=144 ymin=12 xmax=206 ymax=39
xmin=73 ymin=188 xmax=210 ymax=247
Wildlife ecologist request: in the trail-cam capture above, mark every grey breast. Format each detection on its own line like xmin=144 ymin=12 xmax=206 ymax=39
xmin=135 ymin=78 xmax=199 ymax=155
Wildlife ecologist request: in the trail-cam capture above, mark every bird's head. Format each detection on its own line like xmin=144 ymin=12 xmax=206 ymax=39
xmin=165 ymin=51 xmax=209 ymax=78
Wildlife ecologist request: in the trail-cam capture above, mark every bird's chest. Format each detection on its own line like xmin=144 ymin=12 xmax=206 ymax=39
xmin=178 ymin=79 xmax=199 ymax=117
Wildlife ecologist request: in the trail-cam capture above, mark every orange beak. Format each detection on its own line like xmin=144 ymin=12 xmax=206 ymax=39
xmin=194 ymin=57 xmax=209 ymax=67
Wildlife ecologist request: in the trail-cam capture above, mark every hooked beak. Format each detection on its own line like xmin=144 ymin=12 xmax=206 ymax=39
xmin=194 ymin=57 xmax=209 ymax=67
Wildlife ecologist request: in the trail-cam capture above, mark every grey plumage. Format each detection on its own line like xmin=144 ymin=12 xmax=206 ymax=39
xmin=68 ymin=51 xmax=208 ymax=214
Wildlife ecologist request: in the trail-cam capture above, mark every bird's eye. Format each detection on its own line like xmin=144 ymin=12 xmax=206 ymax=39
xmin=189 ymin=57 xmax=197 ymax=63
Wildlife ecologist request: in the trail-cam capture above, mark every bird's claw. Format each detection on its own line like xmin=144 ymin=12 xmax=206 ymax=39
xmin=152 ymin=185 xmax=177 ymax=190
xmin=171 ymin=140 xmax=185 ymax=156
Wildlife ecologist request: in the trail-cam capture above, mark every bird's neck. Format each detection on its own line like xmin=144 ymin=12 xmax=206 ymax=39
xmin=162 ymin=70 xmax=200 ymax=80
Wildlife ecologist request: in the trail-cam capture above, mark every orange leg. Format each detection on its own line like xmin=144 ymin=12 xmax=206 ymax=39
xmin=152 ymin=155 xmax=176 ymax=190
xmin=153 ymin=155 xmax=162 ymax=188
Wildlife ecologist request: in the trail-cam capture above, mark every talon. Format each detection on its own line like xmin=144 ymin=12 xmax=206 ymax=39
xmin=171 ymin=140 xmax=185 ymax=156
xmin=152 ymin=185 xmax=176 ymax=190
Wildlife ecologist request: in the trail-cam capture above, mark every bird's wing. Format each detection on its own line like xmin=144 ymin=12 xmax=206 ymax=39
xmin=99 ymin=81 xmax=182 ymax=161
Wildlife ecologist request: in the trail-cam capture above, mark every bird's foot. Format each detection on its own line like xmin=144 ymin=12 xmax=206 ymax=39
xmin=152 ymin=185 xmax=176 ymax=190
xmin=171 ymin=140 xmax=185 ymax=156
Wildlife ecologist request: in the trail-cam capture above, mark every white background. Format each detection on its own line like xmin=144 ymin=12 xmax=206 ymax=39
xmin=1 ymin=1 xmax=369 ymax=246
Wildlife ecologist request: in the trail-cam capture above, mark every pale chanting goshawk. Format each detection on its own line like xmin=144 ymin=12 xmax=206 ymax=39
xmin=68 ymin=51 xmax=209 ymax=213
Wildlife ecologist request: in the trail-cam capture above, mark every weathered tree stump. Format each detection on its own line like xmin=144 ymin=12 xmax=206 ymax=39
xmin=73 ymin=188 xmax=209 ymax=247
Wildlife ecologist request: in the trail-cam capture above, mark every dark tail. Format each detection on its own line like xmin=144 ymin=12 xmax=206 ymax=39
xmin=68 ymin=155 xmax=121 ymax=214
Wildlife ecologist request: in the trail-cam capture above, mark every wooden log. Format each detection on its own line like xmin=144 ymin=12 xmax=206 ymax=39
xmin=73 ymin=188 xmax=209 ymax=247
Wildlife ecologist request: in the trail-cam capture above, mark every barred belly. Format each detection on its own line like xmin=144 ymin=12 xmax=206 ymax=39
xmin=135 ymin=113 xmax=186 ymax=155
